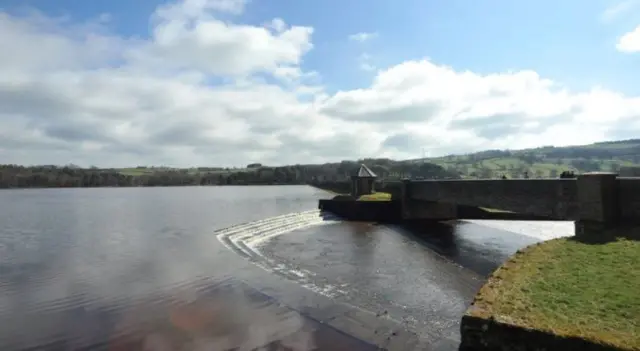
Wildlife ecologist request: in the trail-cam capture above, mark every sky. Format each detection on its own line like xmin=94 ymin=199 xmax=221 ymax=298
xmin=0 ymin=0 xmax=639 ymax=168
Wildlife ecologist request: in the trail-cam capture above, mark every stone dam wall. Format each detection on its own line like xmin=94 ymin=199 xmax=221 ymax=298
xmin=310 ymin=181 xmax=403 ymax=199
xmin=460 ymin=313 xmax=623 ymax=351
xmin=407 ymin=175 xmax=640 ymax=222
xmin=317 ymin=199 xmax=402 ymax=222
xmin=618 ymin=177 xmax=640 ymax=221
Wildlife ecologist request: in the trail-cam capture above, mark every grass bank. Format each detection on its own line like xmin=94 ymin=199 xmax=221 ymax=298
xmin=468 ymin=237 xmax=640 ymax=349
xmin=357 ymin=192 xmax=392 ymax=201
xmin=309 ymin=184 xmax=393 ymax=201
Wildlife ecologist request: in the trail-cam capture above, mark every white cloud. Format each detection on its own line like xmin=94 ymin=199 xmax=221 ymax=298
xmin=348 ymin=32 xmax=378 ymax=43
xmin=266 ymin=18 xmax=287 ymax=33
xmin=357 ymin=53 xmax=376 ymax=71
xmin=155 ymin=0 xmax=249 ymax=17
xmin=320 ymin=60 xmax=640 ymax=158
xmin=617 ymin=24 xmax=640 ymax=52
xmin=136 ymin=1 xmax=314 ymax=77
xmin=601 ymin=0 xmax=638 ymax=22
xmin=0 ymin=1 xmax=640 ymax=168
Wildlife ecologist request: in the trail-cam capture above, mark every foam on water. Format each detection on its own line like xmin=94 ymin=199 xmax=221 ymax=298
xmin=216 ymin=210 xmax=343 ymax=298
xmin=463 ymin=220 xmax=575 ymax=241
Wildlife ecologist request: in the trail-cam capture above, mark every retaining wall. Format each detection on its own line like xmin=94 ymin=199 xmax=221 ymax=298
xmin=317 ymin=199 xmax=402 ymax=222
xmin=310 ymin=181 xmax=403 ymax=199
xmin=460 ymin=313 xmax=622 ymax=351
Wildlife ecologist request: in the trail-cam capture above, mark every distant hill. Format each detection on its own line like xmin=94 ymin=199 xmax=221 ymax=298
xmin=407 ymin=139 xmax=640 ymax=178
xmin=4 ymin=139 xmax=639 ymax=188
xmin=0 ymin=158 xmax=458 ymax=188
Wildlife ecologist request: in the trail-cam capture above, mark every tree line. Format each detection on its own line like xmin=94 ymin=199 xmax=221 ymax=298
xmin=0 ymin=160 xmax=458 ymax=189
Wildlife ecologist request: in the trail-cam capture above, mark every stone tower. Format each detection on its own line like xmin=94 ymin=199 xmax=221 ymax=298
xmin=350 ymin=164 xmax=377 ymax=197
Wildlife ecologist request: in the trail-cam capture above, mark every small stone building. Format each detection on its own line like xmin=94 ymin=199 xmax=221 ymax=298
xmin=350 ymin=164 xmax=377 ymax=197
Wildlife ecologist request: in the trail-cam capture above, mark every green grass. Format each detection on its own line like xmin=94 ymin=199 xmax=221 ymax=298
xmin=422 ymin=139 xmax=640 ymax=177
xmin=431 ymin=157 xmax=591 ymax=178
xmin=311 ymin=185 xmax=392 ymax=201
xmin=357 ymin=192 xmax=392 ymax=201
xmin=470 ymin=238 xmax=640 ymax=349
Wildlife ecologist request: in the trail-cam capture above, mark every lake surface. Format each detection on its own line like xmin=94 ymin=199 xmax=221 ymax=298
xmin=0 ymin=186 xmax=574 ymax=350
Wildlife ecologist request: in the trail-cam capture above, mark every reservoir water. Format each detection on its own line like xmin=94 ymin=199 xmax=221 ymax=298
xmin=0 ymin=186 xmax=574 ymax=350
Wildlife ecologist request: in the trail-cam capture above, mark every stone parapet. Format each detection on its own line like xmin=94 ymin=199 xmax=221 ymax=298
xmin=408 ymin=179 xmax=579 ymax=219
xmin=404 ymin=173 xmax=640 ymax=239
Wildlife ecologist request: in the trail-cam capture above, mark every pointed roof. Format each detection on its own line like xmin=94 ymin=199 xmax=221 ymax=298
xmin=356 ymin=164 xmax=377 ymax=178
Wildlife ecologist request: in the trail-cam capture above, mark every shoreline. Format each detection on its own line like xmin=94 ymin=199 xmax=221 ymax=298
xmin=0 ymin=183 xmax=315 ymax=190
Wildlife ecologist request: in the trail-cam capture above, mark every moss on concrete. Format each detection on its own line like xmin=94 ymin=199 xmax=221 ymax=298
xmin=462 ymin=237 xmax=640 ymax=350
xmin=357 ymin=192 xmax=392 ymax=201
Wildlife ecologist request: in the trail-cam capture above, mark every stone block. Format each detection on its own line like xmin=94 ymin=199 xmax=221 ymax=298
xmin=576 ymin=172 xmax=618 ymax=223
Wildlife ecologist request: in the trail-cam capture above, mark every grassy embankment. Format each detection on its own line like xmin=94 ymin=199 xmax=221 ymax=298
xmin=312 ymin=184 xmax=393 ymax=202
xmin=469 ymin=237 xmax=640 ymax=349
xmin=357 ymin=192 xmax=393 ymax=201
xmin=328 ymin=191 xmax=393 ymax=201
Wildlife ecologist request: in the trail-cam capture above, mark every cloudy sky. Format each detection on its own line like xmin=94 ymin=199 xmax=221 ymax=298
xmin=1 ymin=0 xmax=639 ymax=167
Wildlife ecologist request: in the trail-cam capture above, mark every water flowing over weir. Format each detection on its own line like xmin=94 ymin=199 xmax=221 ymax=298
xmin=213 ymin=210 xmax=438 ymax=349
xmin=216 ymin=210 xmax=337 ymax=256
xmin=216 ymin=210 xmax=347 ymax=297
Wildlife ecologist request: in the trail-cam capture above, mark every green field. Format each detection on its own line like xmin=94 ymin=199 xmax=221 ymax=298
xmin=113 ymin=139 xmax=640 ymax=180
xmin=414 ymin=139 xmax=640 ymax=178
xmin=427 ymin=156 xmax=627 ymax=178
xmin=470 ymin=238 xmax=640 ymax=349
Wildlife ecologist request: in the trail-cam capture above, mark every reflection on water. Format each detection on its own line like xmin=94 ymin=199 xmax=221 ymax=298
xmin=346 ymin=223 xmax=378 ymax=281
xmin=102 ymin=279 xmax=374 ymax=351
xmin=387 ymin=220 xmax=543 ymax=277
xmin=0 ymin=186 xmax=336 ymax=350
xmin=5 ymin=278 xmax=375 ymax=351
xmin=0 ymin=186 xmax=574 ymax=350
xmin=257 ymin=217 xmax=574 ymax=347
